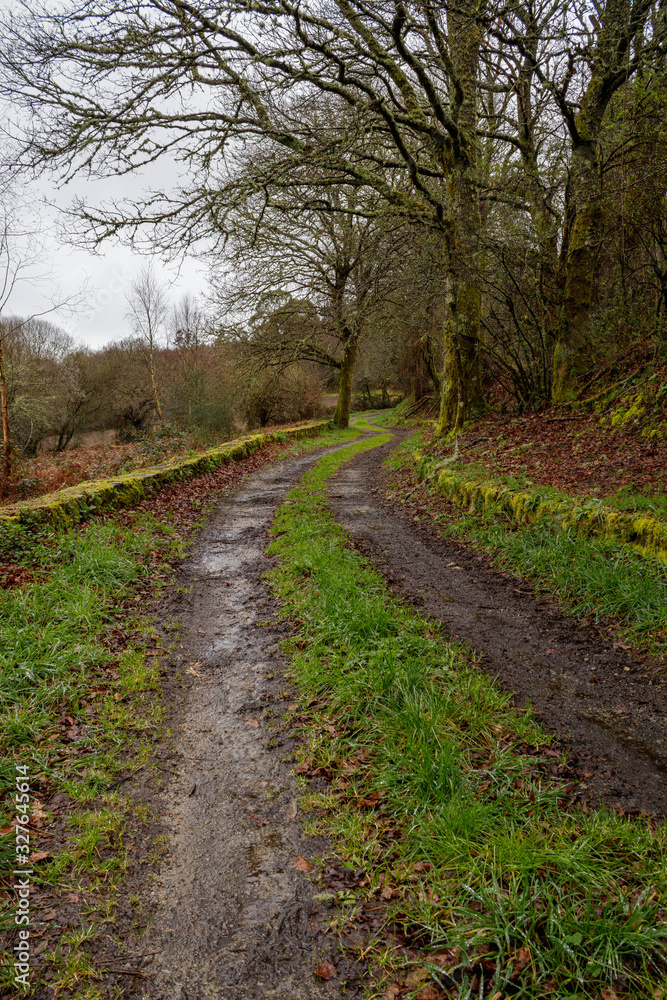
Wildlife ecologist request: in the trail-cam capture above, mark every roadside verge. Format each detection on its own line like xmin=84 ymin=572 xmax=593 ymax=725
xmin=415 ymin=451 xmax=667 ymax=564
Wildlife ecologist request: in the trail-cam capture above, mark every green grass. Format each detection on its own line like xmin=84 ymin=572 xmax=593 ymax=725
xmin=440 ymin=508 xmax=667 ymax=649
xmin=268 ymin=436 xmax=667 ymax=999
xmin=607 ymin=482 xmax=667 ymax=521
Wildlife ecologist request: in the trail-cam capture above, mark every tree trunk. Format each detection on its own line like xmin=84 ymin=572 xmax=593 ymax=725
xmin=149 ymin=344 xmax=163 ymax=421
xmin=436 ymin=3 xmax=485 ymax=436
xmin=332 ymin=335 xmax=358 ymax=428
xmin=437 ymin=271 xmax=483 ymax=434
xmin=550 ymin=0 xmax=652 ymax=401
xmin=0 ymin=338 xmax=11 ymax=488
xmin=437 ymin=169 xmax=485 ymax=435
xmin=553 ymin=140 xmax=604 ymax=401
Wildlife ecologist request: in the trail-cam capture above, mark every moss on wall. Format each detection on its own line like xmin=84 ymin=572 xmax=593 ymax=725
xmin=415 ymin=452 xmax=667 ymax=565
xmin=0 ymin=421 xmax=329 ymax=537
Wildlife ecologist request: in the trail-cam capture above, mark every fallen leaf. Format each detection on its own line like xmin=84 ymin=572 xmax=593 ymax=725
xmin=512 ymin=946 xmax=531 ymax=976
xmin=29 ymin=851 xmax=50 ymax=862
xmin=416 ymin=988 xmax=440 ymax=1000
xmin=313 ymin=959 xmax=336 ymax=980
xmin=293 ymin=855 xmax=312 ymax=873
xmin=245 ymin=813 xmax=269 ymax=826
xmin=404 ymin=968 xmax=429 ymax=988
xmin=384 ymin=986 xmax=401 ymax=1000
xmin=245 ymin=718 xmax=260 ymax=727
xmin=380 ymin=885 xmax=394 ymax=900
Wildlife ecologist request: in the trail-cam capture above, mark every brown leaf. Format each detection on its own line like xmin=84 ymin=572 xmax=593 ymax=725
xmin=313 ymin=959 xmax=336 ymax=980
xmin=512 ymin=946 xmax=531 ymax=976
xmin=404 ymin=968 xmax=429 ymax=988
xmin=245 ymin=717 xmax=260 ymax=727
xmin=384 ymin=985 xmax=402 ymax=1000
xmin=380 ymin=885 xmax=394 ymax=900
xmin=245 ymin=813 xmax=269 ymax=826
xmin=416 ymin=988 xmax=440 ymax=1000
xmin=293 ymin=855 xmax=312 ymax=873
xmin=29 ymin=851 xmax=50 ymax=862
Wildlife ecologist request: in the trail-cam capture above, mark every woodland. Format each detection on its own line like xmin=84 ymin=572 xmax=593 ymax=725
xmin=0 ymin=0 xmax=664 ymax=498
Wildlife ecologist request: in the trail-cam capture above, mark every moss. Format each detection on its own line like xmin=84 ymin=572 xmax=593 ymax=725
xmin=601 ymin=386 xmax=667 ymax=440
xmin=0 ymin=421 xmax=329 ymax=533
xmin=416 ymin=453 xmax=667 ymax=565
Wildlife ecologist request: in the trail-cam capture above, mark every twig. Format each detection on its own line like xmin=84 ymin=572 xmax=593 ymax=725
xmin=107 ymin=767 xmax=145 ymax=791
xmin=100 ymin=969 xmax=151 ymax=980
xmin=93 ymin=951 xmax=162 ymax=965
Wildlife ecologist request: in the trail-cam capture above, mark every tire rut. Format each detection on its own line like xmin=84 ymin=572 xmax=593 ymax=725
xmin=134 ymin=441 xmax=370 ymax=1000
xmin=327 ymin=435 xmax=667 ymax=817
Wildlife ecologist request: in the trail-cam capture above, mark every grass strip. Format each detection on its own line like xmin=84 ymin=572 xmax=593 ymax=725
xmin=384 ymin=441 xmax=667 ymax=655
xmin=268 ymin=437 xmax=667 ymax=999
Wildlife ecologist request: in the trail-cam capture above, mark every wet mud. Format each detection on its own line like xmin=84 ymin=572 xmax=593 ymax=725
xmin=134 ymin=445 xmax=365 ymax=1000
xmin=328 ymin=435 xmax=667 ymax=817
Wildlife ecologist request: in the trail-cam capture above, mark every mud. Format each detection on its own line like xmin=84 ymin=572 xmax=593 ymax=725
xmin=328 ymin=435 xmax=667 ymax=817
xmin=133 ymin=444 xmax=367 ymax=1000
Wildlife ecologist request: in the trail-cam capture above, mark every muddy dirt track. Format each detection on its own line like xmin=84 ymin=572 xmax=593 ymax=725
xmin=127 ymin=423 xmax=666 ymax=998
xmin=134 ymin=443 xmax=361 ymax=1000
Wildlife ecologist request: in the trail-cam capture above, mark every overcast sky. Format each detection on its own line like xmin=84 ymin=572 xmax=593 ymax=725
xmin=5 ymin=163 xmax=211 ymax=352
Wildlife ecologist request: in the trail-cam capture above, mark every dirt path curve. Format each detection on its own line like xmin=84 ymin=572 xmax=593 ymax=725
xmin=136 ymin=438 xmax=373 ymax=1000
xmin=328 ymin=431 xmax=667 ymax=817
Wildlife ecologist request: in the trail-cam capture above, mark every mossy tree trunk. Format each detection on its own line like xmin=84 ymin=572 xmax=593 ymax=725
xmin=332 ymin=330 xmax=358 ymax=428
xmin=551 ymin=0 xmax=654 ymax=401
xmin=553 ymin=138 xmax=604 ymax=400
xmin=436 ymin=3 xmax=485 ymax=437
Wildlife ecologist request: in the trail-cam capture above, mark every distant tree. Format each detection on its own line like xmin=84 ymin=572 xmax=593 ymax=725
xmin=170 ymin=294 xmax=210 ymax=426
xmin=126 ymin=264 xmax=168 ymax=421
xmin=0 ymin=204 xmax=75 ymax=489
xmin=213 ymin=182 xmax=405 ymax=427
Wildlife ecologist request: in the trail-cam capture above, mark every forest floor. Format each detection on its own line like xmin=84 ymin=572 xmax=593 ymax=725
xmin=407 ymin=408 xmax=667 ymax=515
xmin=2 ymin=413 xmax=667 ymax=1000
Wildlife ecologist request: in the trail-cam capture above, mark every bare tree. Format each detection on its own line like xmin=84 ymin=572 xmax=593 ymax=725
xmin=0 ymin=0 xmax=501 ymax=433
xmin=212 ymin=178 xmax=406 ymax=427
xmin=3 ymin=0 xmax=665 ymax=426
xmin=0 ymin=203 xmax=75 ymax=489
xmin=126 ymin=264 xmax=168 ymax=422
